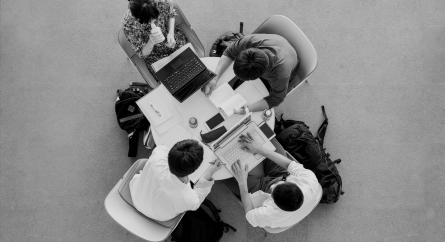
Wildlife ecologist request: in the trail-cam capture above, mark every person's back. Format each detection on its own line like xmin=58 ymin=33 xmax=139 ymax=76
xmin=129 ymin=140 xmax=222 ymax=221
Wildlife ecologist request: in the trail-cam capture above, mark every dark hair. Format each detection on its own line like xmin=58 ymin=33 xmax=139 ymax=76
xmin=271 ymin=182 xmax=304 ymax=211
xmin=168 ymin=140 xmax=204 ymax=177
xmin=129 ymin=0 xmax=159 ymax=24
xmin=233 ymin=48 xmax=269 ymax=80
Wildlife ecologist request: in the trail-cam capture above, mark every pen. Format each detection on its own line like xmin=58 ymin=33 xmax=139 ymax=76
xmin=149 ymin=102 xmax=161 ymax=116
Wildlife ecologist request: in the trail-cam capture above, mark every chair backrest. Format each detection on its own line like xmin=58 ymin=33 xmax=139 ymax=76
xmin=263 ymin=151 xmax=322 ymax=234
xmin=252 ymin=15 xmax=317 ymax=94
xmin=105 ymin=159 xmax=184 ymax=241
xmin=118 ymin=2 xmax=205 ymax=88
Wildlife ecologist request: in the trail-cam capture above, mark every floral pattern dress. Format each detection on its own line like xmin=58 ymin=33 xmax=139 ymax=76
xmin=122 ymin=0 xmax=188 ymax=75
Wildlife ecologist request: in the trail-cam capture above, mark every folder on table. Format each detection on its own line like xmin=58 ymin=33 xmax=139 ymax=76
xmin=137 ymin=88 xmax=182 ymax=134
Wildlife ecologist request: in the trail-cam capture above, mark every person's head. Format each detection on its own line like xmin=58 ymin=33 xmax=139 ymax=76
xmin=128 ymin=0 xmax=159 ymax=24
xmin=168 ymin=139 xmax=204 ymax=178
xmin=233 ymin=48 xmax=269 ymax=80
xmin=270 ymin=181 xmax=304 ymax=212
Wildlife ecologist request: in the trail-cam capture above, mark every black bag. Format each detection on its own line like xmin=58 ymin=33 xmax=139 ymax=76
xmin=275 ymin=106 xmax=344 ymax=203
xmin=115 ymin=83 xmax=150 ymax=157
xmin=209 ymin=22 xmax=244 ymax=57
xmin=171 ymin=199 xmax=236 ymax=242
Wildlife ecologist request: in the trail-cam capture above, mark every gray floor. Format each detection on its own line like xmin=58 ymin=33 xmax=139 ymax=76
xmin=1 ymin=0 xmax=444 ymax=241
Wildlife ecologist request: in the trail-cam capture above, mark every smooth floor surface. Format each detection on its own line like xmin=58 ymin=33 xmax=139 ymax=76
xmin=1 ymin=0 xmax=444 ymax=241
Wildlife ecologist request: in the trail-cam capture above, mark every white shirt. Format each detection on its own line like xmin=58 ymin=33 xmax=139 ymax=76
xmin=129 ymin=145 xmax=214 ymax=221
xmin=246 ymin=161 xmax=322 ymax=228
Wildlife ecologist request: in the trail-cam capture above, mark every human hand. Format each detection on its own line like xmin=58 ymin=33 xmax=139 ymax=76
xmin=233 ymin=106 xmax=248 ymax=115
xmin=239 ymin=132 xmax=263 ymax=155
xmin=166 ymin=33 xmax=176 ymax=48
xmin=205 ymin=159 xmax=224 ymax=176
xmin=231 ymin=160 xmax=248 ymax=184
xmin=149 ymin=25 xmax=165 ymax=44
xmin=202 ymin=77 xmax=218 ymax=96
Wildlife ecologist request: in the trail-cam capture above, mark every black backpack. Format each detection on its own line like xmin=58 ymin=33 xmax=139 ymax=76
xmin=115 ymin=82 xmax=150 ymax=157
xmin=171 ymin=199 xmax=236 ymax=242
xmin=275 ymin=106 xmax=344 ymax=203
xmin=209 ymin=22 xmax=244 ymax=57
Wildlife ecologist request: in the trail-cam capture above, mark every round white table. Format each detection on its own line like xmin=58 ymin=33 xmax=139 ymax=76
xmin=150 ymin=57 xmax=275 ymax=180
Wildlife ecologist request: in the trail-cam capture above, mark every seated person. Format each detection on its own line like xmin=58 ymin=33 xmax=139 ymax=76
xmin=203 ymin=34 xmax=299 ymax=114
xmin=224 ymin=133 xmax=321 ymax=228
xmin=129 ymin=139 xmax=222 ymax=221
xmin=122 ymin=0 xmax=188 ymax=76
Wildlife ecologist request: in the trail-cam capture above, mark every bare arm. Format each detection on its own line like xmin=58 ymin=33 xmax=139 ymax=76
xmin=168 ymin=17 xmax=175 ymax=35
xmin=215 ymin=55 xmax=234 ymax=81
xmin=245 ymin=99 xmax=269 ymax=113
xmin=231 ymin=160 xmax=255 ymax=213
xmin=203 ymin=55 xmax=233 ymax=95
xmin=239 ymin=133 xmax=292 ymax=170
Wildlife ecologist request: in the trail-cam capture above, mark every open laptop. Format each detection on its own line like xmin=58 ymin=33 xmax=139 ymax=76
xmin=154 ymin=47 xmax=216 ymax=103
xmin=210 ymin=113 xmax=276 ymax=174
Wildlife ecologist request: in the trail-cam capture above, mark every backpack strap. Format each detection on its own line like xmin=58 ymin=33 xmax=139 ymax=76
xmin=316 ymin=105 xmax=329 ymax=146
xmin=201 ymin=199 xmax=221 ymax=222
xmin=201 ymin=199 xmax=237 ymax=232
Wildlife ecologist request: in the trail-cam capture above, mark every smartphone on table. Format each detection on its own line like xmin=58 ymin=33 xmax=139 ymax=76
xmin=258 ymin=122 xmax=276 ymax=140
xmin=204 ymin=112 xmax=226 ymax=131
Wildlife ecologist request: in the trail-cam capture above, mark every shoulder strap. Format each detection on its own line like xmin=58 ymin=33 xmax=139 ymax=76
xmin=316 ymin=106 xmax=329 ymax=146
xmin=201 ymin=199 xmax=237 ymax=233
xmin=201 ymin=199 xmax=221 ymax=222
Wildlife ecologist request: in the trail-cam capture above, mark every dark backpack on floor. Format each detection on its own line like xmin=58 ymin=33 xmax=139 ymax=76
xmin=275 ymin=106 xmax=344 ymax=203
xmin=115 ymin=82 xmax=150 ymax=157
xmin=209 ymin=22 xmax=244 ymax=57
xmin=171 ymin=199 xmax=236 ymax=242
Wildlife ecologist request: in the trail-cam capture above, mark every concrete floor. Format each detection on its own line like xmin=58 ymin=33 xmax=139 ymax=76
xmin=1 ymin=0 xmax=444 ymax=241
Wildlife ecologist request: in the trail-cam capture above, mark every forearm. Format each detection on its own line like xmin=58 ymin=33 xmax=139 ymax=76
xmin=239 ymin=182 xmax=255 ymax=213
xmin=168 ymin=18 xmax=175 ymax=35
xmin=141 ymin=42 xmax=154 ymax=56
xmin=201 ymin=171 xmax=214 ymax=182
xmin=247 ymin=99 xmax=269 ymax=113
xmin=215 ymin=55 xmax=233 ymax=82
xmin=259 ymin=148 xmax=292 ymax=170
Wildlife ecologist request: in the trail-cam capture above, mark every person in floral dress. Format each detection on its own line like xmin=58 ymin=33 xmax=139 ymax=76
xmin=123 ymin=0 xmax=188 ymax=76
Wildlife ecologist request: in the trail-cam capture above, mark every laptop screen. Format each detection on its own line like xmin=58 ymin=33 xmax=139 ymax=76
xmin=211 ymin=113 xmax=252 ymax=150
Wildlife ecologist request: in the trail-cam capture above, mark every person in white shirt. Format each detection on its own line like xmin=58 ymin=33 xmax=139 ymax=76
xmin=129 ymin=139 xmax=222 ymax=221
xmin=228 ymin=133 xmax=322 ymax=228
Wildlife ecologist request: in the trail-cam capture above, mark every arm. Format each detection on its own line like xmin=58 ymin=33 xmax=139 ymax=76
xmin=203 ymin=55 xmax=233 ymax=95
xmin=235 ymin=99 xmax=269 ymax=114
xmin=263 ymin=70 xmax=291 ymax=108
xmin=239 ymin=133 xmax=292 ymax=170
xmin=166 ymin=17 xmax=176 ymax=48
xmin=187 ymin=161 xmax=223 ymax=210
xmin=231 ymin=160 xmax=255 ymax=213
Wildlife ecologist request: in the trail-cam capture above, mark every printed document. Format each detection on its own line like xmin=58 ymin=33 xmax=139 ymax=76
xmin=208 ymin=82 xmax=247 ymax=117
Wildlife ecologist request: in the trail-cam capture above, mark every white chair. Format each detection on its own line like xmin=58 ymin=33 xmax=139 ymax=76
xmin=104 ymin=159 xmax=184 ymax=241
xmin=252 ymin=15 xmax=318 ymax=96
xmin=118 ymin=2 xmax=206 ymax=88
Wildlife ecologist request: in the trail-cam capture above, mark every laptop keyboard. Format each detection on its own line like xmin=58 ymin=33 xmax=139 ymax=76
xmin=174 ymin=69 xmax=215 ymax=102
xmin=164 ymin=58 xmax=205 ymax=93
xmin=222 ymin=129 xmax=266 ymax=166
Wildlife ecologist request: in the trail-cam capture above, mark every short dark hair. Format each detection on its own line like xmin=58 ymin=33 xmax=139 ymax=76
xmin=168 ymin=140 xmax=204 ymax=177
xmin=271 ymin=182 xmax=304 ymax=211
xmin=233 ymin=48 xmax=269 ymax=80
xmin=129 ymin=0 xmax=159 ymax=24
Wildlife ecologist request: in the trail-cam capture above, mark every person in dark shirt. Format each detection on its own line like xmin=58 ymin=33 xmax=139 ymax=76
xmin=203 ymin=34 xmax=299 ymax=113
